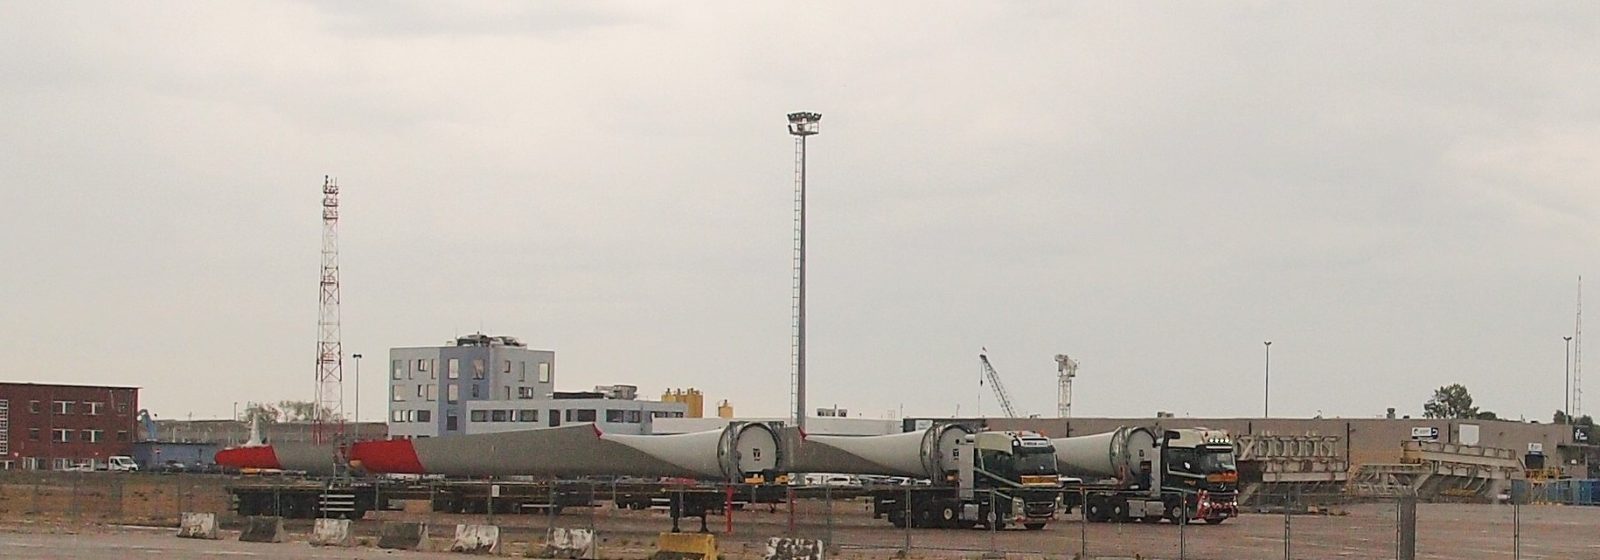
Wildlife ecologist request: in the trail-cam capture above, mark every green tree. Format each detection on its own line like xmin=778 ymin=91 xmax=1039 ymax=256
xmin=1554 ymin=410 xmax=1569 ymax=424
xmin=1422 ymin=384 xmax=1479 ymax=419
xmin=1475 ymin=410 xmax=1498 ymax=421
xmin=240 ymin=402 xmax=281 ymax=425
xmin=276 ymin=400 xmax=342 ymax=422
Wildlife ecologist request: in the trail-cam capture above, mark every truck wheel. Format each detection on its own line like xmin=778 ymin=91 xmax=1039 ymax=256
xmin=1023 ymin=522 xmax=1046 ymax=531
xmin=1165 ymin=503 xmax=1184 ymax=523
xmin=938 ymin=505 xmax=959 ymax=528
xmin=888 ymin=511 xmax=907 ymax=528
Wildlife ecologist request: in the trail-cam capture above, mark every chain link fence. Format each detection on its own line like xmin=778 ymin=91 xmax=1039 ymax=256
xmin=2 ymin=471 xmax=1595 ymax=559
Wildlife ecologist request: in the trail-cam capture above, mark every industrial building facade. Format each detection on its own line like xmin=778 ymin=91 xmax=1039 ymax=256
xmin=387 ymin=334 xmax=686 ymax=438
xmin=0 ymin=382 xmax=139 ymax=470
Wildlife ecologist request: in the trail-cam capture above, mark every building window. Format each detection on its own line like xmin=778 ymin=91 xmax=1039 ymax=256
xmin=626 ymin=410 xmax=642 ymax=423
xmin=116 ymin=431 xmax=129 ymax=442
xmin=472 ymin=359 xmax=486 ymax=380
xmin=518 ymin=387 xmax=536 ymax=399
xmin=392 ymin=386 xmax=405 ymax=402
xmin=52 ymin=429 xmax=71 ymax=443
xmin=447 ymin=385 xmax=459 ymax=403
xmin=606 ymin=410 xmax=625 ymax=423
xmin=85 ymin=402 xmax=103 ymax=416
xmin=470 ymin=384 xmax=480 ymax=399
xmin=52 ymin=458 xmax=71 ymax=471
xmin=448 ymin=358 xmax=459 ymax=379
xmin=53 ymin=401 xmax=73 ymax=415
xmin=446 ymin=415 xmax=458 ymax=431
xmin=416 ymin=410 xmax=431 ymax=422
xmin=415 ymin=359 xmax=429 ymax=378
xmin=83 ymin=429 xmax=103 ymax=443
xmin=392 ymin=360 xmax=403 ymax=380
xmin=430 ymin=359 xmax=437 ymax=379
xmin=470 ymin=410 xmax=488 ymax=423
xmin=406 ymin=410 xmax=417 ymax=422
xmin=574 ymin=409 xmax=596 ymax=422
xmin=417 ymin=385 xmax=425 ymax=398
xmin=426 ymin=385 xmax=437 ymax=402
xmin=504 ymin=387 xmax=511 ymax=400
xmin=29 ymin=400 xmax=40 ymax=413
xmin=503 ymin=360 xmax=512 ymax=374
xmin=29 ymin=428 xmax=40 ymax=441
xmin=519 ymin=362 xmax=527 ymax=382
xmin=392 ymin=410 xmax=405 ymax=422
xmin=518 ymin=409 xmax=538 ymax=422
xmin=117 ymin=403 xmax=126 ymax=414
xmin=539 ymin=362 xmax=551 ymax=383
xmin=491 ymin=410 xmax=509 ymax=422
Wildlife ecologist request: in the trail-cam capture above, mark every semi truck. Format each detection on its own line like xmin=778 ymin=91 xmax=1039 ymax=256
xmin=1053 ymin=426 xmax=1239 ymax=524
xmin=792 ymin=424 xmax=1060 ymax=529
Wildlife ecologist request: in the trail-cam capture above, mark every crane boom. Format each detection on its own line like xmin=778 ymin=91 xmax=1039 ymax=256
xmin=978 ymin=352 xmax=1019 ymax=418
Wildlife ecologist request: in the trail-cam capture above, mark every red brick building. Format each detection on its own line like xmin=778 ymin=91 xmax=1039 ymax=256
xmin=0 ymin=382 xmax=139 ymax=470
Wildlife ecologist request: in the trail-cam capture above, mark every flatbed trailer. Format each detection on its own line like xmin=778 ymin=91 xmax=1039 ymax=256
xmin=226 ymin=477 xmax=766 ymax=527
xmin=867 ymin=484 xmax=1055 ymax=530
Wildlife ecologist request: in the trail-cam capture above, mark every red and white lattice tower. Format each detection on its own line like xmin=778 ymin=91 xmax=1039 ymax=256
xmin=314 ymin=176 xmax=344 ymax=445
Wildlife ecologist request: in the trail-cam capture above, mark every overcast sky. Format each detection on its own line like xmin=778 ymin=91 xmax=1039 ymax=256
xmin=3 ymin=3 xmax=1598 ymax=423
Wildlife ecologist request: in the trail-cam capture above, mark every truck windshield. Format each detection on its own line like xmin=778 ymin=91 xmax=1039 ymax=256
xmin=1169 ymin=447 xmax=1236 ymax=474
xmin=1012 ymin=449 xmax=1058 ymax=475
xmin=1198 ymin=448 xmax=1236 ymax=472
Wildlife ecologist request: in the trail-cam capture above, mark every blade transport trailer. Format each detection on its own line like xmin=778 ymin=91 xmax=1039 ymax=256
xmin=1054 ymin=426 xmax=1239 ymax=524
xmin=862 ymin=429 xmax=1062 ymax=530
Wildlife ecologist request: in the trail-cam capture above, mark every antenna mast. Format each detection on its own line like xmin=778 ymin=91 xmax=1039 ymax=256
xmin=1577 ymin=276 xmax=1584 ymax=417
xmin=315 ymin=176 xmax=344 ymax=445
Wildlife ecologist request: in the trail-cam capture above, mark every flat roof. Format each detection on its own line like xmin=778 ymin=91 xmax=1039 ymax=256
xmin=0 ymin=381 xmax=141 ymax=390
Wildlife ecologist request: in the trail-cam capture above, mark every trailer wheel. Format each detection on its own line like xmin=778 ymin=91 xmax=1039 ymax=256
xmin=1085 ymin=501 xmax=1107 ymax=522
xmin=1108 ymin=500 xmax=1129 ymax=522
xmin=887 ymin=510 xmax=907 ymax=528
xmin=938 ymin=505 xmax=959 ymax=528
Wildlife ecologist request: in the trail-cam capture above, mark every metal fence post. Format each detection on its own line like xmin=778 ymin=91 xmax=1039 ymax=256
xmin=824 ymin=483 xmax=833 ymax=548
xmin=1397 ymin=495 xmax=1416 ymax=560
xmin=902 ymin=485 xmax=911 ymax=558
xmin=1283 ymin=492 xmax=1292 ymax=560
xmin=588 ymin=480 xmax=597 ymax=559
xmin=788 ymin=484 xmax=796 ymax=537
xmin=1079 ymin=487 xmax=1088 ymax=560
xmin=1177 ymin=489 xmax=1190 ymax=560
xmin=1513 ymin=498 xmax=1521 ymax=560
xmin=486 ymin=477 xmax=494 ymax=526
xmin=1180 ymin=494 xmax=1188 ymax=560
xmin=988 ymin=487 xmax=998 ymax=555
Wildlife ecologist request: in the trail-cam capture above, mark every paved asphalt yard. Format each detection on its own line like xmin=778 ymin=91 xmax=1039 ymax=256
xmin=1 ymin=503 xmax=1597 ymax=559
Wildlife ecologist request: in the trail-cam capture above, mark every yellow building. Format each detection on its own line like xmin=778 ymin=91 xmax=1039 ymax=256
xmin=661 ymin=388 xmax=704 ymax=418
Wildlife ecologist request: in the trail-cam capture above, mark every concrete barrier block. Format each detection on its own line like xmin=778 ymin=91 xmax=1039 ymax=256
xmin=451 ymin=524 xmax=501 ymax=554
xmin=378 ymin=521 xmax=429 ymax=551
xmin=176 ymin=512 xmax=218 ymax=540
xmin=238 ymin=516 xmax=284 ymax=543
xmin=765 ymin=537 xmax=824 ymax=560
xmin=652 ymin=532 xmax=718 ymax=560
xmin=540 ymin=528 xmax=596 ymax=559
xmin=310 ymin=517 xmax=354 ymax=547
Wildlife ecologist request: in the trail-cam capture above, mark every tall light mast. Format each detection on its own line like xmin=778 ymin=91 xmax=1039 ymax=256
xmin=1576 ymin=275 xmax=1584 ymax=417
xmin=314 ymin=176 xmax=344 ymax=446
xmin=787 ymin=111 xmax=821 ymax=431
xmin=1055 ymin=354 xmax=1079 ymax=417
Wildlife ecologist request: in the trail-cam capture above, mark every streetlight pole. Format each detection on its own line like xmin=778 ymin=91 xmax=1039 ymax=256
xmin=786 ymin=111 xmax=821 ymax=432
xmin=1564 ymin=337 xmax=1572 ymax=424
xmin=353 ymin=353 xmax=363 ymax=429
xmin=1263 ymin=341 xmax=1272 ymax=418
